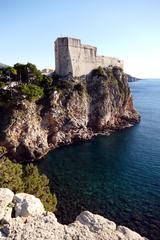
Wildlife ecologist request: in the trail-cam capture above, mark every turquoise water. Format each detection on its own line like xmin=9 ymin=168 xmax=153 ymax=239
xmin=37 ymin=79 xmax=160 ymax=240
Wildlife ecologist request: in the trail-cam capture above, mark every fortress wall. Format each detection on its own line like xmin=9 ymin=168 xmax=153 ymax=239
xmin=55 ymin=37 xmax=124 ymax=77
xmin=95 ymin=56 xmax=123 ymax=69
xmin=68 ymin=41 xmax=82 ymax=76
xmin=69 ymin=44 xmax=97 ymax=76
xmin=55 ymin=38 xmax=72 ymax=76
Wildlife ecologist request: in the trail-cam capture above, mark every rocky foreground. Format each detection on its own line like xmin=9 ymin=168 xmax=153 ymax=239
xmin=0 ymin=67 xmax=140 ymax=161
xmin=0 ymin=188 xmax=147 ymax=240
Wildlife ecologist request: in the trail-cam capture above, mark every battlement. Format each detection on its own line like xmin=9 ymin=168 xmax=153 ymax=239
xmin=55 ymin=37 xmax=123 ymax=77
xmin=55 ymin=37 xmax=81 ymax=47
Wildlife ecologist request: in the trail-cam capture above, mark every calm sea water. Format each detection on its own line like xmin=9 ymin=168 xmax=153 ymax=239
xmin=37 ymin=79 xmax=160 ymax=240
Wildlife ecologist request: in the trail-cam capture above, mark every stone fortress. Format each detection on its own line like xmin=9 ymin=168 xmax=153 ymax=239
xmin=55 ymin=37 xmax=124 ymax=77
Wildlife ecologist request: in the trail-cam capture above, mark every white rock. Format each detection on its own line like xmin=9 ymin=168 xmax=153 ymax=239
xmin=117 ymin=226 xmax=147 ymax=240
xmin=13 ymin=193 xmax=45 ymax=217
xmin=1 ymin=206 xmax=13 ymax=223
xmin=0 ymin=188 xmax=14 ymax=221
xmin=0 ymin=211 xmax=148 ymax=240
xmin=0 ymin=189 xmax=148 ymax=240
xmin=76 ymin=211 xmax=116 ymax=232
xmin=0 ymin=230 xmax=6 ymax=238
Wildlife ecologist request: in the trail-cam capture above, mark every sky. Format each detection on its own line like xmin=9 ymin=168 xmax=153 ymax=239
xmin=0 ymin=0 xmax=160 ymax=78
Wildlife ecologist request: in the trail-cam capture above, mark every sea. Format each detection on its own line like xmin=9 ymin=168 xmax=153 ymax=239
xmin=37 ymin=79 xmax=160 ymax=240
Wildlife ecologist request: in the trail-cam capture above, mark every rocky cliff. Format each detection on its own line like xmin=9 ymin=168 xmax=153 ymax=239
xmin=126 ymin=74 xmax=141 ymax=82
xmin=0 ymin=67 xmax=140 ymax=161
xmin=0 ymin=188 xmax=147 ymax=240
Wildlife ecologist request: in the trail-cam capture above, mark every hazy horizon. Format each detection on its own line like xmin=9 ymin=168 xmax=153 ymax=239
xmin=0 ymin=0 xmax=160 ymax=78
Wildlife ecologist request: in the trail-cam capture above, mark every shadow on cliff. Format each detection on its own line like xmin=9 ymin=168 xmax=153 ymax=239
xmin=0 ymin=106 xmax=13 ymax=142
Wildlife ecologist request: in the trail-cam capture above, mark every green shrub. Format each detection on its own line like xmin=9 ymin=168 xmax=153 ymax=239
xmin=0 ymin=146 xmax=7 ymax=155
xmin=40 ymin=75 xmax=54 ymax=96
xmin=0 ymin=157 xmax=24 ymax=192
xmin=0 ymin=154 xmax=57 ymax=212
xmin=54 ymin=79 xmax=74 ymax=90
xmin=23 ymin=164 xmax=57 ymax=212
xmin=92 ymin=66 xmax=105 ymax=77
xmin=97 ymin=66 xmax=104 ymax=76
xmin=5 ymin=67 xmax=17 ymax=76
xmin=18 ymin=83 xmax=44 ymax=101
xmin=0 ymin=81 xmax=5 ymax=89
xmin=14 ymin=63 xmax=43 ymax=83
xmin=0 ymin=89 xmax=15 ymax=107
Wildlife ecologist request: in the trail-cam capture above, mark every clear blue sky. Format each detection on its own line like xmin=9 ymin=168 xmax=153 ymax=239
xmin=0 ymin=0 xmax=160 ymax=78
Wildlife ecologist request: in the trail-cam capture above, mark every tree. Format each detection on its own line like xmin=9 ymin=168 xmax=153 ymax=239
xmin=23 ymin=164 xmax=57 ymax=212
xmin=5 ymin=67 xmax=17 ymax=76
xmin=26 ymin=63 xmax=43 ymax=84
xmin=40 ymin=75 xmax=53 ymax=96
xmin=14 ymin=63 xmax=43 ymax=83
xmin=0 ymin=157 xmax=24 ymax=192
xmin=17 ymin=83 xmax=44 ymax=101
xmin=0 ymin=147 xmax=57 ymax=212
xmin=14 ymin=63 xmax=26 ymax=82
xmin=5 ymin=67 xmax=17 ymax=82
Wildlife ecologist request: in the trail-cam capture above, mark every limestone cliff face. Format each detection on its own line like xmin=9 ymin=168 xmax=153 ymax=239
xmin=0 ymin=67 xmax=140 ymax=161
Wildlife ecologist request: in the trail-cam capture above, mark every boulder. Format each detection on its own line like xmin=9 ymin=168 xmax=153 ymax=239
xmin=13 ymin=193 xmax=45 ymax=217
xmin=117 ymin=226 xmax=147 ymax=240
xmin=0 ymin=190 xmax=148 ymax=239
xmin=0 ymin=211 xmax=148 ymax=240
xmin=76 ymin=211 xmax=116 ymax=231
xmin=0 ymin=188 xmax=14 ymax=222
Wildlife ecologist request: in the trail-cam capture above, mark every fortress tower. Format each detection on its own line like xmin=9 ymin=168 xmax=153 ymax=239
xmin=55 ymin=37 xmax=123 ymax=77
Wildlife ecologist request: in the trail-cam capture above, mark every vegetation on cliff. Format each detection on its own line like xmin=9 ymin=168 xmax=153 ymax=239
xmin=17 ymin=83 xmax=44 ymax=101
xmin=0 ymin=62 xmax=52 ymax=104
xmin=0 ymin=62 xmax=140 ymax=162
xmin=0 ymin=63 xmax=140 ymax=224
xmin=0 ymin=62 xmax=127 ymax=104
xmin=0 ymin=146 xmax=57 ymax=212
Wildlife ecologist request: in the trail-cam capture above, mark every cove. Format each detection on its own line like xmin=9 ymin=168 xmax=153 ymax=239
xmin=37 ymin=79 xmax=160 ymax=240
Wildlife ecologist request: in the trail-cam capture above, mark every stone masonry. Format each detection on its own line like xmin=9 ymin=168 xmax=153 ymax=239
xmin=55 ymin=37 xmax=123 ymax=77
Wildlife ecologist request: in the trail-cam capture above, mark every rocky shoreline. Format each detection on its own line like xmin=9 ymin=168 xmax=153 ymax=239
xmin=0 ymin=67 xmax=140 ymax=162
xmin=0 ymin=188 xmax=147 ymax=240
